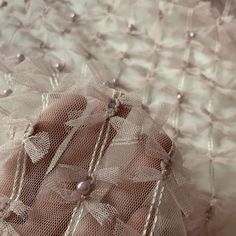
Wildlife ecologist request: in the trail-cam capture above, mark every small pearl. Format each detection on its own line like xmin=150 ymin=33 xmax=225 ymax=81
xmin=17 ymin=53 xmax=25 ymax=62
xmin=177 ymin=92 xmax=183 ymax=103
xmin=70 ymin=12 xmax=78 ymax=22
xmin=187 ymin=31 xmax=195 ymax=40
xmin=112 ymin=78 xmax=117 ymax=85
xmin=55 ymin=63 xmax=64 ymax=72
xmin=76 ymin=178 xmax=94 ymax=197
xmin=128 ymin=23 xmax=136 ymax=32
xmin=1 ymin=89 xmax=13 ymax=98
xmin=4 ymin=89 xmax=12 ymax=96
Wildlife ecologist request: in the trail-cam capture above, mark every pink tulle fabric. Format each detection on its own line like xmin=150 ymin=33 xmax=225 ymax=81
xmin=0 ymin=0 xmax=236 ymax=235
xmin=0 ymin=62 xmax=192 ymax=235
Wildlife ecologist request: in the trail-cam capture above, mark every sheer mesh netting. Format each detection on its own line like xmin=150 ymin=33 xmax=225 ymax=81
xmin=0 ymin=59 xmax=192 ymax=235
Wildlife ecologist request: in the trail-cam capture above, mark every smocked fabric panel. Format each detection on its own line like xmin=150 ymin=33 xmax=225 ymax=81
xmin=0 ymin=0 xmax=236 ymax=235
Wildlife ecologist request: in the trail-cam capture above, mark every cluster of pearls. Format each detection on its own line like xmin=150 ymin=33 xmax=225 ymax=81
xmin=160 ymin=159 xmax=172 ymax=180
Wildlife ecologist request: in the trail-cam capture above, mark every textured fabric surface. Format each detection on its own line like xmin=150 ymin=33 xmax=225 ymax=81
xmin=0 ymin=0 xmax=236 ymax=235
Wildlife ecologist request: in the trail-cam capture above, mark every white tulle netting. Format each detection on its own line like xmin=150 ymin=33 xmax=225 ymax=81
xmin=1 ymin=0 xmax=236 ymax=235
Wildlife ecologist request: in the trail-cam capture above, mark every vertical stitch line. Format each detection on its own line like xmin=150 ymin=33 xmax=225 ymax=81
xmin=93 ymin=122 xmax=111 ymax=172
xmin=15 ymin=151 xmax=27 ymax=200
xmin=207 ymin=25 xmax=220 ymax=200
xmin=149 ymin=185 xmax=165 ymax=236
xmin=172 ymin=8 xmax=193 ymax=137
xmin=10 ymin=149 xmax=23 ymax=200
xmin=64 ymin=202 xmax=82 ymax=236
xmin=142 ymin=180 xmax=161 ymax=236
xmin=88 ymin=120 xmax=107 ymax=175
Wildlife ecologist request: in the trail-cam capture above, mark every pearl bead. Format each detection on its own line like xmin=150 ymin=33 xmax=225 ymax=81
xmin=112 ymin=78 xmax=117 ymax=84
xmin=70 ymin=13 xmax=78 ymax=22
xmin=17 ymin=53 xmax=25 ymax=62
xmin=4 ymin=89 xmax=12 ymax=96
xmin=177 ymin=92 xmax=183 ymax=103
xmin=55 ymin=63 xmax=64 ymax=72
xmin=187 ymin=31 xmax=195 ymax=39
xmin=76 ymin=178 xmax=94 ymax=197
xmin=128 ymin=23 xmax=136 ymax=32
xmin=0 ymin=89 xmax=13 ymax=98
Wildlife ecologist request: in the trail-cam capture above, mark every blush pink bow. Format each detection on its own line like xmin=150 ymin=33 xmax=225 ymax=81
xmin=46 ymin=164 xmax=122 ymax=225
xmin=22 ymin=131 xmax=50 ymax=163
xmin=131 ymin=157 xmax=192 ymax=218
xmin=0 ymin=193 xmax=29 ymax=235
xmin=0 ymin=116 xmax=50 ymax=164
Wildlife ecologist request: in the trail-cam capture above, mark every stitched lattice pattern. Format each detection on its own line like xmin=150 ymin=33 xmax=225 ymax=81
xmin=0 ymin=0 xmax=236 ymax=235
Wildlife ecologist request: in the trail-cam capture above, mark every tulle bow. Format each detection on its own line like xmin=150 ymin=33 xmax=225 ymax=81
xmin=132 ymin=155 xmax=191 ymax=217
xmin=0 ymin=116 xmax=50 ymax=163
xmin=0 ymin=194 xmax=29 ymax=235
xmin=47 ymin=164 xmax=121 ymax=225
xmin=22 ymin=131 xmax=50 ymax=163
